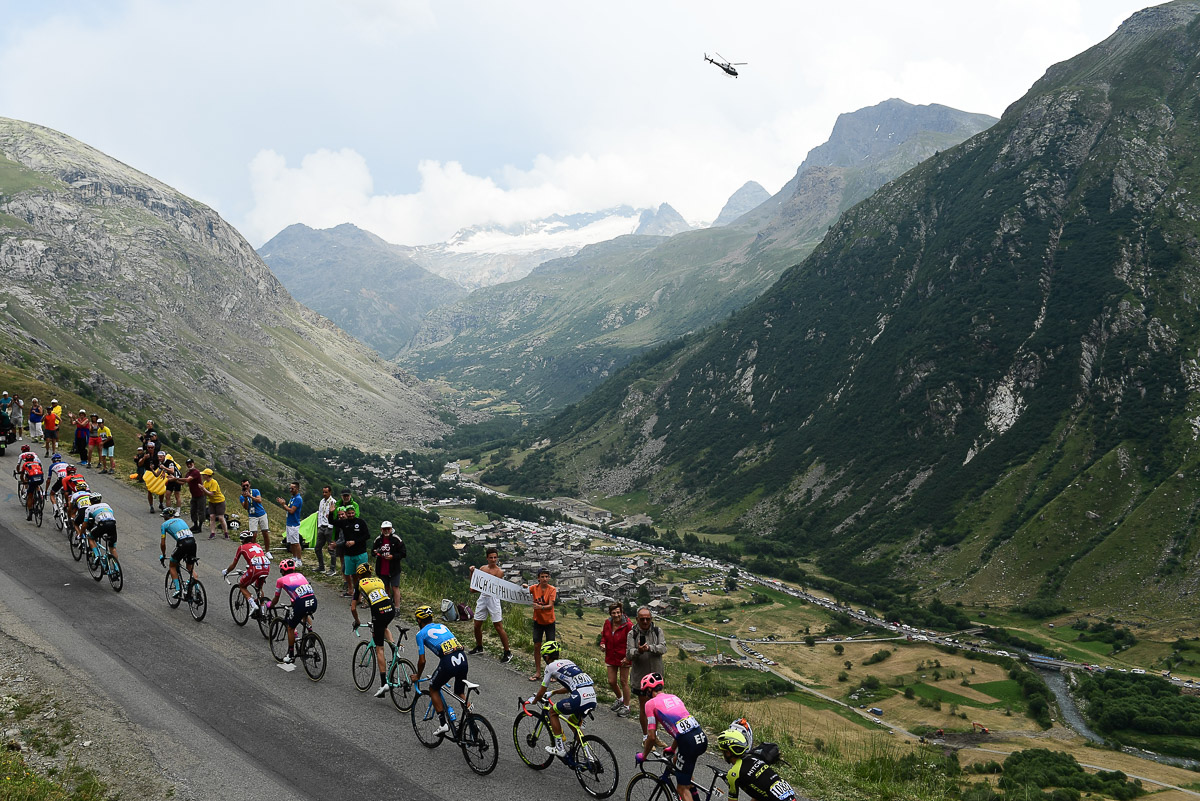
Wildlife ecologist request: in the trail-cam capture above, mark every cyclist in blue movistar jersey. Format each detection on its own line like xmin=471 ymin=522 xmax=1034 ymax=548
xmin=527 ymin=640 xmax=597 ymax=757
xmin=159 ymin=509 xmax=197 ymax=597
xmin=83 ymin=493 xmax=119 ymax=567
xmin=412 ymin=605 xmax=468 ymax=736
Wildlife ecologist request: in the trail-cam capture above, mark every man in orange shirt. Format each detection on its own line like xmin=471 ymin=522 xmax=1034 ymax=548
xmin=524 ymin=568 xmax=557 ymax=681
xmin=41 ymin=407 xmax=59 ymax=457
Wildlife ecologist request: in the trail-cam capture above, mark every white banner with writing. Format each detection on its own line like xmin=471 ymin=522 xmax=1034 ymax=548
xmin=470 ymin=570 xmax=533 ymax=605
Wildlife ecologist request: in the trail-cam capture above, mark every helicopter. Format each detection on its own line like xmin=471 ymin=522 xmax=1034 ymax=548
xmin=704 ymin=53 xmax=746 ymax=77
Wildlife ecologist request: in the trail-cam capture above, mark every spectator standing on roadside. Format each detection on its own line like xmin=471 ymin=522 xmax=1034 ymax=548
xmin=41 ymin=404 xmax=59 ymax=457
xmin=0 ymin=393 xmax=12 ymax=426
xmin=333 ymin=490 xmax=360 ymax=584
xmin=201 ymin=468 xmax=229 ymax=538
xmin=87 ymin=414 xmax=102 ymax=468
xmin=601 ymin=602 xmax=633 ymax=717
xmin=139 ymin=419 xmax=157 ymax=446
xmin=73 ymin=409 xmax=90 ymax=465
xmin=468 ymin=548 xmax=513 ymax=663
xmin=96 ymin=418 xmax=114 ymax=474
xmin=275 ymin=481 xmax=303 ymax=563
xmin=161 ymin=452 xmax=181 ymax=506
xmin=239 ymin=480 xmax=271 ymax=551
xmin=315 ymin=485 xmax=337 ymax=575
xmin=336 ymin=505 xmax=369 ymax=597
xmin=627 ymin=606 xmax=667 ymax=736
xmin=183 ymin=458 xmax=205 ymax=533
xmin=11 ymin=394 xmax=23 ymax=440
xmin=372 ymin=521 xmax=407 ymax=606
xmin=27 ymin=398 xmax=42 ymax=443
xmin=523 ymin=568 xmax=557 ymax=681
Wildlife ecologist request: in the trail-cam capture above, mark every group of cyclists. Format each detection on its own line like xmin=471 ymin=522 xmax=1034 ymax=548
xmin=11 ymin=446 xmax=796 ymax=801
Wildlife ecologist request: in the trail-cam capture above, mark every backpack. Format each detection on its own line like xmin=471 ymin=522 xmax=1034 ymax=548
xmin=457 ymin=602 xmax=473 ymax=621
xmin=750 ymin=742 xmax=782 ymax=765
xmin=441 ymin=598 xmax=459 ymax=622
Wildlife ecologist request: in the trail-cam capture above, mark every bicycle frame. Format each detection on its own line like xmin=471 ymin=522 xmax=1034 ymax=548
xmin=638 ymin=755 xmax=727 ymax=801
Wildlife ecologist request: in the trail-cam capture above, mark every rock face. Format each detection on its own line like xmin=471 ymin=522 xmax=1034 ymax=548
xmin=259 ymin=223 xmax=467 ymax=359
xmin=0 ymin=118 xmax=446 ymax=451
xmin=524 ymin=1 xmax=1200 ymax=615
xmin=401 ymin=98 xmax=993 ymax=411
xmin=633 ymin=204 xmax=691 ymax=237
xmin=712 ymin=181 xmax=770 ymax=227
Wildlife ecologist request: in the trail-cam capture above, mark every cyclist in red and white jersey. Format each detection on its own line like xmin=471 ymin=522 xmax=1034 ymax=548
xmin=222 ymin=530 xmax=273 ymax=618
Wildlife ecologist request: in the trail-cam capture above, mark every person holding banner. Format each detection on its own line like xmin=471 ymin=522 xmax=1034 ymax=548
xmin=468 ymin=548 xmax=513 ymax=663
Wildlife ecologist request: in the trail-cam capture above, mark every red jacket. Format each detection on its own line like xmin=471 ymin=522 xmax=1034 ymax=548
xmin=601 ymin=615 xmax=633 ymax=667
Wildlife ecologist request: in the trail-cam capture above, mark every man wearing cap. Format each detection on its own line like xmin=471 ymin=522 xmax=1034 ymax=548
xmin=336 ymin=504 xmax=369 ymax=597
xmin=315 ymin=485 xmax=337 ymax=575
xmin=42 ymin=402 xmax=59 ymax=457
xmin=96 ymin=418 xmax=113 ymax=474
xmin=240 ymin=479 xmax=271 ymax=552
xmin=372 ymin=520 xmax=407 ymax=606
xmin=183 ymin=458 xmax=205 ymax=533
xmin=275 ymin=481 xmax=303 ymax=563
xmin=201 ymin=468 xmax=229 ymax=538
xmin=332 ymin=490 xmax=360 ymax=587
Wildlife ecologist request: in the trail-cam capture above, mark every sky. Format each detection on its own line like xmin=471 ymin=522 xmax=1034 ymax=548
xmin=0 ymin=0 xmax=1154 ymax=247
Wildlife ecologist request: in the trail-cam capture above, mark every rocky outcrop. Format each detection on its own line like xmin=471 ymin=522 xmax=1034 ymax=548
xmin=712 ymin=181 xmax=770 ymax=227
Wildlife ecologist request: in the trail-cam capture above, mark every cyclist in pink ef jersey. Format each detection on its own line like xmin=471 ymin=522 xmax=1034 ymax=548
xmin=637 ymin=673 xmax=708 ymax=801
xmin=264 ymin=558 xmax=317 ymax=664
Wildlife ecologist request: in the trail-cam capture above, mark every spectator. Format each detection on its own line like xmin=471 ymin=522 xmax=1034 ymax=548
xmin=73 ymin=409 xmax=89 ymax=465
xmin=201 ymin=468 xmax=229 ymax=539
xmin=27 ymin=398 xmax=43 ymax=443
xmin=275 ymin=481 xmax=303 ymax=563
xmin=315 ymin=485 xmax=337 ymax=575
xmin=523 ymin=568 xmax=557 ymax=680
xmin=601 ymin=602 xmax=633 ymax=717
xmin=41 ymin=403 xmax=59 ymax=458
xmin=336 ymin=505 xmax=370 ymax=597
xmin=161 ymin=452 xmax=181 ymax=507
xmin=372 ymin=520 xmax=407 ymax=607
xmin=183 ymin=458 xmax=205 ymax=533
xmin=137 ymin=448 xmax=158 ymax=511
xmin=333 ymin=490 xmax=359 ymax=584
xmin=468 ymin=548 xmax=513 ymax=663
xmin=10 ymin=394 xmax=23 ymax=441
xmin=148 ymin=451 xmax=170 ymax=512
xmin=139 ymin=419 xmax=157 ymax=446
xmin=96 ymin=418 xmax=114 ymax=474
xmin=87 ymin=413 xmax=102 ymax=468
xmin=627 ymin=606 xmax=667 ymax=736
xmin=239 ymin=479 xmax=271 ymax=551
xmin=335 ymin=489 xmax=360 ymax=517
xmin=144 ymin=431 xmax=160 ymax=462
xmin=0 ymin=393 xmax=11 ymax=425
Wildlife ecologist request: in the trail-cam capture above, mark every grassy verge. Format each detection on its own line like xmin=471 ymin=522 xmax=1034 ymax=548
xmin=0 ymin=750 xmax=108 ymax=801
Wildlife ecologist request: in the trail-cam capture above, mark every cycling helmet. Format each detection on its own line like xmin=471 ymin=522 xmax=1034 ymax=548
xmin=354 ymin=562 xmax=371 ymax=577
xmin=19 ymin=444 xmax=29 ymax=453
xmin=414 ymin=605 xmax=434 ymax=624
xmin=239 ymin=530 xmax=255 ymax=541
xmin=74 ymin=481 xmax=88 ymax=492
xmin=65 ymin=465 xmax=77 ymax=475
xmin=89 ymin=493 xmax=102 ymax=504
xmin=640 ymin=673 xmax=664 ymax=693
xmin=717 ymin=729 xmax=749 ymax=757
xmin=278 ymin=558 xmax=297 ymax=575
xmin=540 ymin=640 xmax=562 ymax=660
xmin=161 ymin=507 xmax=175 ymax=520
xmin=51 ymin=453 xmax=62 ymax=463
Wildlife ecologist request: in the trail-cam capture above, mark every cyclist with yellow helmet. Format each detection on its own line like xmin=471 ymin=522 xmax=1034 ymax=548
xmin=717 ymin=728 xmax=796 ymax=801
xmin=350 ymin=562 xmax=396 ymax=697
xmin=526 ymin=640 xmax=596 ymax=757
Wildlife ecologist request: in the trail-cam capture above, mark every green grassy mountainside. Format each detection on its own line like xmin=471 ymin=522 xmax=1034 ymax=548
xmin=400 ymin=99 xmax=996 ymax=411
xmin=505 ymin=1 xmax=1200 ymax=619
xmin=0 ymin=119 xmax=447 ymax=460
xmin=259 ymin=223 xmax=468 ymax=360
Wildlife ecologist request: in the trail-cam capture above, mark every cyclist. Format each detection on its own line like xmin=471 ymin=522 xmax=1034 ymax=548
xmin=67 ymin=484 xmax=93 ymax=536
xmin=83 ymin=492 xmax=119 ymax=569
xmin=349 ymin=563 xmax=396 ymax=697
xmin=264 ymin=558 xmax=316 ymax=664
xmin=717 ymin=729 xmax=796 ymax=801
xmin=62 ymin=467 xmax=89 ymax=504
xmin=48 ymin=454 xmax=69 ymax=508
xmin=637 ymin=673 xmax=708 ymax=801
xmin=412 ymin=604 xmax=468 ymax=736
xmin=526 ymin=640 xmax=597 ymax=758
xmin=20 ymin=452 xmax=45 ymax=521
xmin=222 ymin=530 xmax=272 ymax=619
xmin=15 ymin=445 xmax=38 ymax=492
xmin=160 ymin=508 xmax=197 ymax=598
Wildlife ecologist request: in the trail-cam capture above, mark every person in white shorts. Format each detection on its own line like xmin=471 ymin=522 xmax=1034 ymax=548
xmin=238 ymin=481 xmax=272 ymax=552
xmin=468 ymin=547 xmax=512 ymax=663
xmin=275 ymin=481 xmax=303 ymax=563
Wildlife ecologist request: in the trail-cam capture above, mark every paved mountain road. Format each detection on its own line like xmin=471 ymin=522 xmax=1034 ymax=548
xmin=0 ymin=457 xmax=659 ymax=801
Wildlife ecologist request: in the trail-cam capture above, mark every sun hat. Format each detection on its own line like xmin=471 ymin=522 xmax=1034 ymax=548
xmin=201 ymin=468 xmax=214 ymax=476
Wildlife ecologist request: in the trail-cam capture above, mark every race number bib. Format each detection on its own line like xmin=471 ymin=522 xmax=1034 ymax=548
xmin=368 ymin=588 xmax=388 ymax=604
xmin=771 ymin=779 xmax=795 ymax=799
xmin=440 ymin=637 xmax=462 ymax=655
xmin=293 ymin=583 xmax=314 ymax=597
xmin=676 ymin=715 xmax=699 ymax=734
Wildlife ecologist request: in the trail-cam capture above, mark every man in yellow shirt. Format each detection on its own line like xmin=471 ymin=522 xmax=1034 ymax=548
xmin=200 ymin=468 xmax=230 ymax=539
xmin=96 ymin=418 xmax=114 ymax=474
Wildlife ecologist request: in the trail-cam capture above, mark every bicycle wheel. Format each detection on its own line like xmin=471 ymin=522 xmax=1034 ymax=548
xmin=108 ymin=556 xmax=123 ymax=592
xmin=87 ymin=547 xmax=103 ymax=581
xmin=269 ymin=619 xmax=289 ymax=662
xmin=229 ymin=584 xmax=250 ymax=626
xmin=257 ymin=600 xmax=274 ymax=639
xmin=53 ymin=506 xmax=63 ymax=532
xmin=69 ymin=530 xmax=85 ymax=562
xmin=625 ymin=773 xmax=673 ymax=801
xmin=187 ymin=579 xmax=207 ymax=621
xmin=389 ymin=657 xmax=418 ymax=712
xmin=459 ymin=712 xmax=499 ymax=776
xmin=352 ymin=641 xmax=376 ymax=692
xmin=411 ymin=696 xmax=445 ymax=748
xmin=512 ymin=710 xmax=555 ymax=769
xmin=301 ymin=631 xmax=327 ymax=682
xmin=165 ymin=571 xmax=182 ymax=608
xmin=573 ymin=734 xmax=619 ymax=798
xmin=32 ymin=497 xmax=42 ymax=528
xmin=17 ymin=481 xmax=26 ymax=504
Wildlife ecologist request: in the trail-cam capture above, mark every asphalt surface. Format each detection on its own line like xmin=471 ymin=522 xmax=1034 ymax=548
xmin=0 ymin=451 xmax=677 ymax=801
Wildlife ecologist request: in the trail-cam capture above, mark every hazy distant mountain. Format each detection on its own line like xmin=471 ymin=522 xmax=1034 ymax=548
xmin=402 ymin=98 xmax=995 ymax=410
xmin=712 ymin=181 xmax=770 ymax=226
xmin=259 ymin=223 xmax=467 ymax=359
xmin=634 ymin=203 xmax=691 ymax=236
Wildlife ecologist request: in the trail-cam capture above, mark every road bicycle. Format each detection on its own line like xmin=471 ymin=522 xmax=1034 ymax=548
xmin=53 ymin=499 xmax=68 ymax=533
xmin=224 ymin=570 xmax=272 ymax=636
xmin=69 ymin=521 xmax=87 ymax=561
xmin=162 ymin=555 xmax=207 ymax=621
xmin=514 ymin=697 xmax=619 ymax=798
xmin=624 ymin=753 xmax=726 ymax=801
xmin=353 ymin=622 xmax=418 ymax=711
xmin=267 ymin=605 xmax=327 ymax=682
xmin=28 ymin=485 xmax=44 ymax=528
xmin=410 ymin=675 xmax=498 ymax=775
xmin=85 ymin=531 xmax=122 ymax=592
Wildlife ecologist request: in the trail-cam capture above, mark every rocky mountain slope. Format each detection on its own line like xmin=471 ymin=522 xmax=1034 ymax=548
xmin=514 ymin=0 xmax=1200 ymax=618
xmin=259 ymin=223 xmax=467 ymax=359
xmin=633 ymin=203 xmax=692 ymax=236
xmin=0 ymin=118 xmax=446 ymax=453
xmin=712 ymin=181 xmax=770 ymax=226
xmin=401 ymin=99 xmax=995 ymax=411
